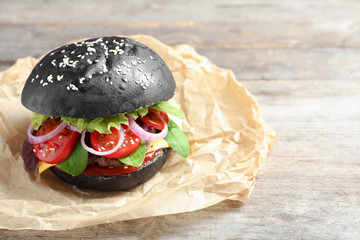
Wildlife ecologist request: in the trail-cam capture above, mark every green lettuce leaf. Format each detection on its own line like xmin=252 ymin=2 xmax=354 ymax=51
xmin=164 ymin=119 xmax=189 ymax=158
xmin=57 ymin=140 xmax=88 ymax=176
xmin=32 ymin=112 xmax=51 ymax=130
xmin=150 ymin=101 xmax=184 ymax=119
xmin=136 ymin=106 xmax=149 ymax=117
xmin=61 ymin=114 xmax=128 ymax=134
xmin=118 ymin=140 xmax=146 ymax=167
xmin=31 ymin=100 xmax=184 ymax=135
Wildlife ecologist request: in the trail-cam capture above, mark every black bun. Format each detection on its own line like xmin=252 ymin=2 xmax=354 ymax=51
xmin=50 ymin=148 xmax=171 ymax=191
xmin=21 ymin=36 xmax=176 ymax=118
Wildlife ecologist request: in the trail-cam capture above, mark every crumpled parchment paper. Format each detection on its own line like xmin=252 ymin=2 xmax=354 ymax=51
xmin=0 ymin=35 xmax=277 ymax=230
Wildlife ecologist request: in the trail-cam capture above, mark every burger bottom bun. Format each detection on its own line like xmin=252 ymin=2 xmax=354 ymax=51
xmin=50 ymin=148 xmax=171 ymax=191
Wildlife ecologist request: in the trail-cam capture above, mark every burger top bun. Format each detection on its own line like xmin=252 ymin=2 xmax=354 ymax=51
xmin=21 ymin=36 xmax=176 ymax=118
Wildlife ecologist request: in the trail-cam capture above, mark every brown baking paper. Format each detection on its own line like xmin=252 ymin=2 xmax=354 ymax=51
xmin=0 ymin=35 xmax=277 ymax=230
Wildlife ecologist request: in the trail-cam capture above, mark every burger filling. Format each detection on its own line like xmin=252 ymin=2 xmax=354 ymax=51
xmin=22 ymin=100 xmax=189 ymax=176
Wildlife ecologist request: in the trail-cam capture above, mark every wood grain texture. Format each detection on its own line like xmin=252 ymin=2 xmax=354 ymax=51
xmin=0 ymin=0 xmax=359 ymax=239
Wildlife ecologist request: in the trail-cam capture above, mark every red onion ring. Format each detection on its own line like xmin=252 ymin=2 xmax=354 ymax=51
xmin=66 ymin=123 xmax=79 ymax=132
xmin=126 ymin=113 xmax=168 ymax=141
xmin=80 ymin=126 xmax=125 ymax=156
xmin=27 ymin=122 xmax=67 ymax=144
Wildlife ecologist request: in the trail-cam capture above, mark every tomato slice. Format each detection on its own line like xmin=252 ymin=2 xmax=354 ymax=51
xmin=139 ymin=109 xmax=169 ymax=130
xmin=90 ymin=125 xmax=141 ymax=158
xmin=81 ymin=149 xmax=163 ymax=176
xmin=33 ymin=119 xmax=79 ymax=164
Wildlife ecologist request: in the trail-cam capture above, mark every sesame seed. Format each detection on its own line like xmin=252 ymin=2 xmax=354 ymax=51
xmin=43 ymin=82 xmax=48 ymax=87
xmin=47 ymin=75 xmax=53 ymax=83
xmin=102 ymin=64 xmax=108 ymax=73
xmin=61 ymin=50 xmax=65 ymax=53
xmin=88 ymin=74 xmax=93 ymax=79
xmin=51 ymin=59 xmax=56 ymax=66
xmin=36 ymin=75 xmax=39 ymax=79
xmin=138 ymin=68 xmax=142 ymax=72
xmin=118 ymin=48 xmax=124 ymax=54
xmin=67 ymin=84 xmax=78 ymax=91
xmin=113 ymin=39 xmax=121 ymax=45
xmin=40 ymin=80 xmax=43 ymax=84
xmin=94 ymin=59 xmax=100 ymax=63
xmin=33 ymin=149 xmax=36 ymax=153
xmin=149 ymin=56 xmax=154 ymax=60
xmin=87 ymin=47 xmax=96 ymax=53
xmin=87 ymin=59 xmax=92 ymax=64
xmin=144 ymin=72 xmax=151 ymax=80
xmin=31 ymin=78 xmax=35 ymax=83
xmin=57 ymin=75 xmax=63 ymax=81
xmin=79 ymin=77 xmax=85 ymax=84
xmin=70 ymin=84 xmax=78 ymax=91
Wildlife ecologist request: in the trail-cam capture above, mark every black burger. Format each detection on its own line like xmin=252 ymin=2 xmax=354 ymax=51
xmin=21 ymin=36 xmax=189 ymax=191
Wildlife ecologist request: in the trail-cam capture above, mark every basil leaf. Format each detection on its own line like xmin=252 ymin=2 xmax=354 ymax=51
xmin=119 ymin=140 xmax=146 ymax=167
xmin=164 ymin=119 xmax=189 ymax=158
xmin=150 ymin=101 xmax=184 ymax=119
xmin=57 ymin=140 xmax=88 ymax=176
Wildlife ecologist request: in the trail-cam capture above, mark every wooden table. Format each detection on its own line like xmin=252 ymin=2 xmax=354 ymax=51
xmin=1 ymin=1 xmax=359 ymax=239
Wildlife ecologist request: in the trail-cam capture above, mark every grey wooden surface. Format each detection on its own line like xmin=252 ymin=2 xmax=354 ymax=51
xmin=0 ymin=0 xmax=359 ymax=239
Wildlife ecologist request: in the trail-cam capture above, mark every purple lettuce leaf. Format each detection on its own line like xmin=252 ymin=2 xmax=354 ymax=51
xmin=21 ymin=137 xmax=37 ymax=171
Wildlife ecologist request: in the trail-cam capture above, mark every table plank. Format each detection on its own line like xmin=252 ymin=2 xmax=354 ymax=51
xmin=2 ymin=24 xmax=360 ymax=80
